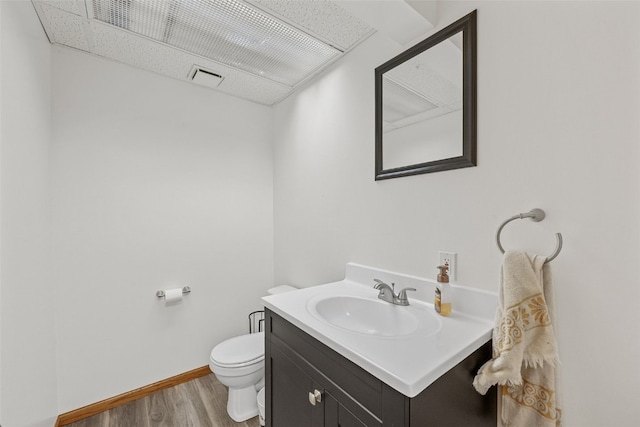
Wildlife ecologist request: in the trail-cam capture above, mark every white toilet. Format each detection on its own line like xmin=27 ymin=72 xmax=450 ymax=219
xmin=209 ymin=285 xmax=296 ymax=422
xmin=209 ymin=332 xmax=265 ymax=421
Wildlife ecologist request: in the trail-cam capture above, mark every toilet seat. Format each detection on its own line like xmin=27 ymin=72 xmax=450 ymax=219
xmin=211 ymin=332 xmax=264 ymax=368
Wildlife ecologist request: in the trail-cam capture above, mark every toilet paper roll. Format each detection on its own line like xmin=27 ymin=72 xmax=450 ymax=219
xmin=164 ymin=288 xmax=183 ymax=303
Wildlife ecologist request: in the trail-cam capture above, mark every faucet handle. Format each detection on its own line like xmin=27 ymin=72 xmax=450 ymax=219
xmin=397 ymin=287 xmax=417 ymax=304
xmin=373 ymin=279 xmax=394 ymax=292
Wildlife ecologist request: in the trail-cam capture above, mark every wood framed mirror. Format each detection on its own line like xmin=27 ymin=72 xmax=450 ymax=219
xmin=375 ymin=10 xmax=477 ymax=180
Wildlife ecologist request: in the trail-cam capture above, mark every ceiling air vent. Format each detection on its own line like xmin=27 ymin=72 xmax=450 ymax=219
xmin=190 ymin=66 xmax=224 ymax=89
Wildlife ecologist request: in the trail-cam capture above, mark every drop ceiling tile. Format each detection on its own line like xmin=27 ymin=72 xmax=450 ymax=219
xmin=35 ymin=2 xmax=90 ymax=51
xmin=250 ymin=0 xmax=373 ymax=50
xmin=44 ymin=0 xmax=84 ymax=16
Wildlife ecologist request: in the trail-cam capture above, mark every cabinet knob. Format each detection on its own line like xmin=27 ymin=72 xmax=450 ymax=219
xmin=308 ymin=389 xmax=323 ymax=406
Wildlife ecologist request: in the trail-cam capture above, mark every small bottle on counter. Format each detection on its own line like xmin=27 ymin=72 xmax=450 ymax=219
xmin=434 ymin=286 xmax=442 ymax=314
xmin=435 ymin=265 xmax=452 ymax=316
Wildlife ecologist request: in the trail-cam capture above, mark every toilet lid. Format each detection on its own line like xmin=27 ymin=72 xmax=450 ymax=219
xmin=211 ymin=332 xmax=264 ymax=367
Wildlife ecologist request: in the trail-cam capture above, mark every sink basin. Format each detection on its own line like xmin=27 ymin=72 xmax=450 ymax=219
xmin=308 ymin=295 xmax=441 ymax=337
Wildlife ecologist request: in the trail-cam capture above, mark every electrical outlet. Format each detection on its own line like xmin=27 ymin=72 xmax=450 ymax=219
xmin=438 ymin=251 xmax=457 ymax=282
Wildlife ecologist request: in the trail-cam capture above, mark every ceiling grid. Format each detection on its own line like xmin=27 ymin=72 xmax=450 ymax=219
xmin=32 ymin=0 xmax=374 ymax=105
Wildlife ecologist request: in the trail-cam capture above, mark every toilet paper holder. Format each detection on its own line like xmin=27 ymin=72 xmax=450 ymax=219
xmin=156 ymin=286 xmax=191 ymax=298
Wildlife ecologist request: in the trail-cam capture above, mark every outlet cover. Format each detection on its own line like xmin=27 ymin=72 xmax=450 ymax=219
xmin=438 ymin=251 xmax=457 ymax=282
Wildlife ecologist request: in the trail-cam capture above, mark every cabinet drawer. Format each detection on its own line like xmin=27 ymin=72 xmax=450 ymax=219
xmin=269 ymin=311 xmax=383 ymax=419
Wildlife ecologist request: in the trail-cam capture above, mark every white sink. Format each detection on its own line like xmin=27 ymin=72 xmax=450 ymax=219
xmin=307 ymin=294 xmax=441 ymax=337
xmin=262 ymin=263 xmax=497 ymax=397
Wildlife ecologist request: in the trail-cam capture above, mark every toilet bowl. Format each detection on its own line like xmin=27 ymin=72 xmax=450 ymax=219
xmin=209 ymin=285 xmax=297 ymax=422
xmin=209 ymin=332 xmax=265 ymax=422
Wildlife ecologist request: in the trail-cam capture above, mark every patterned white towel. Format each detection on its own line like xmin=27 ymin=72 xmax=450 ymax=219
xmin=473 ymin=251 xmax=561 ymax=426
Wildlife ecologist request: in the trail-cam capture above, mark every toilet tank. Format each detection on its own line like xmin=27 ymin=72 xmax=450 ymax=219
xmin=267 ymin=285 xmax=297 ymax=295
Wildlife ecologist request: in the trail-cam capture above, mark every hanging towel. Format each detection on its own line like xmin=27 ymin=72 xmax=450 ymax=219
xmin=473 ymin=251 xmax=561 ymax=426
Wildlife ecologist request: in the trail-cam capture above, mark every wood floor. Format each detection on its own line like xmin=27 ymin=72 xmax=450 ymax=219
xmin=65 ymin=374 xmax=261 ymax=427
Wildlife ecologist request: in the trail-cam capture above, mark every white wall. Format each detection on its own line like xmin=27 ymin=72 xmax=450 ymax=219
xmin=50 ymin=48 xmax=274 ymax=412
xmin=273 ymin=2 xmax=640 ymax=426
xmin=0 ymin=1 xmax=58 ymax=426
xmin=1 ymin=3 xmax=3 ymax=421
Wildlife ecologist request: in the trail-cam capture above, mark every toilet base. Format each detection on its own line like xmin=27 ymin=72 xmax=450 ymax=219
xmin=227 ymin=385 xmax=259 ymax=422
xmin=257 ymin=386 xmax=265 ymax=426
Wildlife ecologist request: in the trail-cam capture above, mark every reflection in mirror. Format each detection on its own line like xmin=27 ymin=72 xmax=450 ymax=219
xmin=382 ymin=33 xmax=462 ymax=168
xmin=375 ymin=11 xmax=476 ymax=180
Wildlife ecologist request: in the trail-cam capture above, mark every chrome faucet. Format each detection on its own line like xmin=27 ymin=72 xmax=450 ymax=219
xmin=373 ymin=279 xmax=416 ymax=306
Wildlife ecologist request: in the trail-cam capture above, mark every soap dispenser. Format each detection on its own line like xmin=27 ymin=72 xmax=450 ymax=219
xmin=435 ymin=265 xmax=452 ymax=316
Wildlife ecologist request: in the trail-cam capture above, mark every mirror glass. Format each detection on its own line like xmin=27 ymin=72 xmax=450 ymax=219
xmin=375 ymin=10 xmax=476 ymax=180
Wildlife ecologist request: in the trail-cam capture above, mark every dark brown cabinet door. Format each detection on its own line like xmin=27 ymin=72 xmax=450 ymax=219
xmin=270 ymin=345 xmax=324 ymax=427
xmin=269 ymin=344 xmax=378 ymax=427
xmin=324 ymin=392 xmax=369 ymax=427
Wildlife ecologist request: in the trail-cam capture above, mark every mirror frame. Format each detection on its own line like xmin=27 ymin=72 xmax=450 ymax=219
xmin=375 ymin=10 xmax=477 ymax=180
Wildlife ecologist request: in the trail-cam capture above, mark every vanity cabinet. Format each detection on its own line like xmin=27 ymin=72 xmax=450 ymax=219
xmin=265 ymin=309 xmax=496 ymax=427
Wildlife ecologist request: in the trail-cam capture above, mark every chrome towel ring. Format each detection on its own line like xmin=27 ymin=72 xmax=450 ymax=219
xmin=496 ymin=208 xmax=563 ymax=263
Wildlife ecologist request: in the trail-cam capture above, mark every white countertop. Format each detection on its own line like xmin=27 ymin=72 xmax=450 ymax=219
xmin=262 ymin=263 xmax=497 ymax=398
